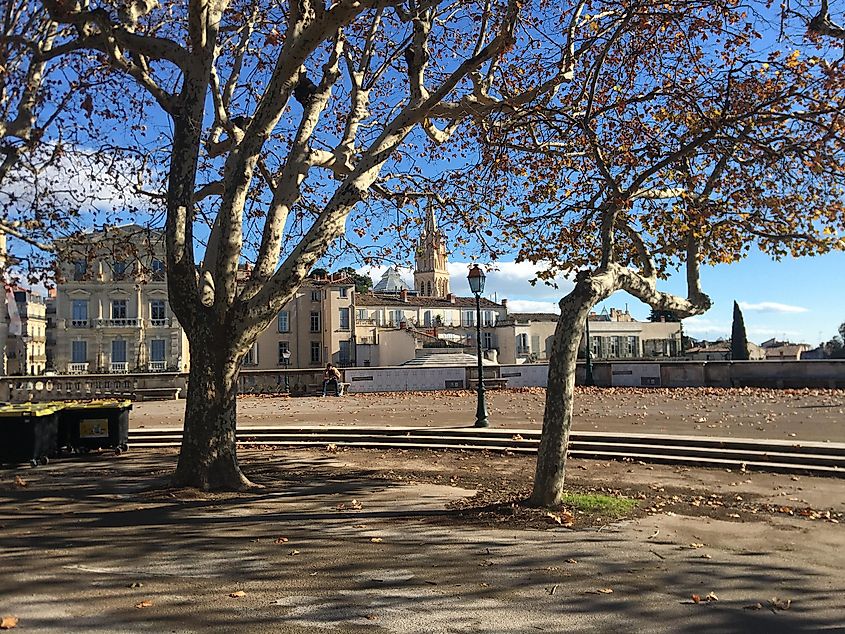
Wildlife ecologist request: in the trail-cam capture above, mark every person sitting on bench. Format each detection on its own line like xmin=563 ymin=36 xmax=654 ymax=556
xmin=322 ymin=363 xmax=341 ymax=397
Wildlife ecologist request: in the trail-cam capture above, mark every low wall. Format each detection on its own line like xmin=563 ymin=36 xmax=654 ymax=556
xmin=2 ymin=360 xmax=842 ymax=402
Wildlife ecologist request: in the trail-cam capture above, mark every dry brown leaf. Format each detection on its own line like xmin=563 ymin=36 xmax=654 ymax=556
xmin=370 ymin=537 xmax=383 ymax=543
xmin=365 ymin=614 xmax=379 ymax=621
xmin=13 ymin=476 xmax=26 ymax=488
xmin=0 ymin=615 xmax=18 ymax=630
xmin=274 ymin=537 xmax=289 ymax=544
xmin=135 ymin=600 xmax=153 ymax=609
xmin=597 ymin=588 xmax=613 ymax=594
xmin=691 ymin=594 xmax=701 ymax=604
xmin=229 ymin=591 xmax=246 ymax=598
xmin=289 ymin=549 xmax=300 ymax=556
xmin=769 ymin=597 xmax=791 ymax=611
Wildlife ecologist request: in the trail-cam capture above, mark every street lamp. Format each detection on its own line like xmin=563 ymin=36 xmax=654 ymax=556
xmin=282 ymin=349 xmax=291 ymax=392
xmin=467 ymin=265 xmax=489 ymax=428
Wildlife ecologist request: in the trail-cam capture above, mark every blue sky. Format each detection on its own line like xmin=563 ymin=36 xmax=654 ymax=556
xmin=368 ymin=248 xmax=844 ymax=347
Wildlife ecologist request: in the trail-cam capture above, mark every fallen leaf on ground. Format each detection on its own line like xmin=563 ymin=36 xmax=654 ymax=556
xmin=566 ymin=559 xmax=578 ymax=564
xmin=229 ymin=591 xmax=246 ymax=598
xmin=135 ymin=600 xmax=153 ymax=609
xmin=365 ymin=614 xmax=379 ymax=621
xmin=743 ymin=603 xmax=763 ymax=610
xmin=689 ymin=543 xmax=704 ymax=549
xmin=587 ymin=588 xmax=613 ymax=594
xmin=13 ymin=476 xmax=26 ymax=488
xmin=274 ymin=537 xmax=289 ymax=544
xmin=128 ymin=582 xmax=143 ymax=588
xmin=326 ymin=443 xmax=338 ymax=453
xmin=769 ymin=597 xmax=791 ymax=611
xmin=289 ymin=550 xmax=300 ymax=556
xmin=0 ymin=615 xmax=18 ymax=629
xmin=370 ymin=537 xmax=383 ymax=543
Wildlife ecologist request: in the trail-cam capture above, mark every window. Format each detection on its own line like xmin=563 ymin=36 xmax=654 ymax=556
xmin=590 ymin=336 xmax=600 ymax=357
xmin=151 ymin=258 xmax=165 ymax=273
xmin=113 ymin=260 xmax=128 ymax=278
xmin=627 ymin=336 xmax=637 ymax=356
xmin=149 ymin=339 xmax=166 ymax=362
xmin=339 ymin=307 xmax=350 ymax=331
xmin=517 ymin=333 xmax=529 ymax=353
xmin=278 ymin=341 xmax=290 ymax=365
xmin=483 ymin=310 xmax=495 ymax=327
xmin=610 ymin=336 xmax=620 ymax=357
xmin=277 ymin=310 xmax=290 ymax=332
xmin=463 ymin=310 xmax=476 ymax=327
xmin=356 ymin=309 xmax=367 ymax=322
xmin=111 ymin=299 xmax=128 ymax=319
xmin=339 ymin=287 xmax=348 ymax=298
xmin=423 ymin=311 xmax=432 ymax=327
xmin=310 ymin=341 xmax=321 ymax=364
xmin=244 ymin=343 xmax=258 ymax=366
xmin=310 ymin=311 xmax=320 ymax=332
xmin=483 ymin=332 xmax=493 ymax=350
xmin=71 ymin=341 xmax=87 ymax=363
xmin=72 ymin=300 xmax=88 ymax=323
xmin=111 ymin=339 xmax=127 ymax=363
xmin=339 ymin=340 xmax=351 ymax=365
xmin=311 ymin=290 xmax=321 ymax=302
xmin=531 ymin=335 xmax=541 ymax=356
xmin=73 ymin=260 xmax=87 ymax=279
xmin=150 ymin=299 xmax=166 ymax=321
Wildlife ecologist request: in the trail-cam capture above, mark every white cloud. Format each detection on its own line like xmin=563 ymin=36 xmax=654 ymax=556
xmin=359 ymin=260 xmax=574 ymax=303
xmin=738 ymin=301 xmax=809 ymax=314
xmin=505 ymin=300 xmax=561 ymax=314
xmin=681 ymin=316 xmax=729 ymax=337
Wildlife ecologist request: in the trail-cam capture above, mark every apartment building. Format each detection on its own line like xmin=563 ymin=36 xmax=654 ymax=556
xmin=52 ymin=225 xmax=189 ymax=374
xmin=5 ymin=288 xmax=48 ymax=375
xmin=496 ymin=309 xmax=684 ymax=364
xmin=249 ymin=273 xmax=356 ymax=369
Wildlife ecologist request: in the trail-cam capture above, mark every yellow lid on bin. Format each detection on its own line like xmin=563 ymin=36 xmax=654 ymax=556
xmin=61 ymin=399 xmax=133 ymax=410
xmin=0 ymin=403 xmax=63 ymax=417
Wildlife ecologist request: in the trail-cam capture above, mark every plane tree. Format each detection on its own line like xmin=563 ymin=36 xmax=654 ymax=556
xmin=30 ymin=0 xmax=643 ymax=489
xmin=445 ymin=2 xmax=845 ymax=505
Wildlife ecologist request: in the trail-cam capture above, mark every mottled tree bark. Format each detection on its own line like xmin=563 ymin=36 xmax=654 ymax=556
xmin=529 ymin=274 xmax=612 ymax=507
xmin=172 ymin=330 xmax=254 ymax=490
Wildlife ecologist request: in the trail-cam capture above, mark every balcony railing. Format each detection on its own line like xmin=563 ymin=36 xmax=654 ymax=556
xmin=148 ymin=318 xmax=171 ymax=327
xmin=148 ymin=361 xmax=166 ymax=371
xmin=68 ymin=362 xmax=89 ymax=374
xmin=70 ymin=319 xmax=89 ymax=328
xmin=110 ymin=362 xmax=129 ymax=373
xmin=97 ymin=318 xmax=140 ymax=328
xmin=516 ymin=346 xmax=530 ymax=354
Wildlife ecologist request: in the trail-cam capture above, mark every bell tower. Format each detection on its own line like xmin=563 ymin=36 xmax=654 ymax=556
xmin=414 ymin=206 xmax=450 ymax=298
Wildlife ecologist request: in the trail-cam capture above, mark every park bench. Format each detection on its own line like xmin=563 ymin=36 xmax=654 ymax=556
xmin=306 ymin=382 xmax=350 ymax=397
xmin=133 ymin=387 xmax=182 ymax=401
xmin=467 ymin=378 xmax=509 ymax=390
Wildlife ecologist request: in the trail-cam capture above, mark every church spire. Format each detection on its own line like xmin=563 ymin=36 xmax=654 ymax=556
xmin=414 ymin=204 xmax=450 ymax=298
xmin=424 ymin=202 xmax=437 ymax=234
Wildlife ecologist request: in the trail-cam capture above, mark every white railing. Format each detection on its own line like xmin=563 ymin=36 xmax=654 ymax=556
xmin=110 ymin=362 xmax=129 ymax=373
xmin=148 ymin=361 xmax=166 ymax=371
xmin=97 ymin=318 xmax=140 ymax=328
xmin=148 ymin=318 xmax=170 ymax=327
xmin=70 ymin=319 xmax=89 ymax=328
xmin=68 ymin=362 xmax=89 ymax=374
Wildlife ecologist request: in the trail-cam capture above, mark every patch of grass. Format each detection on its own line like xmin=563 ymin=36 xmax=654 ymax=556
xmin=559 ymin=492 xmax=638 ymax=517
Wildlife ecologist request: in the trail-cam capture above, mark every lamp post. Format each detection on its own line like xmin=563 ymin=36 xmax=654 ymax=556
xmin=467 ymin=265 xmax=489 ymax=428
xmin=282 ymin=349 xmax=291 ymax=392
xmin=584 ymin=315 xmax=595 ymax=387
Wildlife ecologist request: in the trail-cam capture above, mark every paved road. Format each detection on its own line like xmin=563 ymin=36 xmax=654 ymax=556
xmin=132 ymin=387 xmax=845 ymax=442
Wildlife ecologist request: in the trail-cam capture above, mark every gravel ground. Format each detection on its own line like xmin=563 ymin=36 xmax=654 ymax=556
xmin=132 ymin=387 xmax=845 ymax=442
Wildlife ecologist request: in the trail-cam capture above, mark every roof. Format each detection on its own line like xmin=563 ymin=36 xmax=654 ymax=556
xmin=508 ymin=313 xmax=559 ymax=323
xmin=372 ymin=267 xmax=411 ymax=293
xmin=401 ymin=352 xmax=498 ymax=367
xmin=357 ymin=293 xmax=504 ymax=310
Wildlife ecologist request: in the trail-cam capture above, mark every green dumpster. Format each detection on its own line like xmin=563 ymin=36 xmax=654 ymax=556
xmin=0 ymin=403 xmax=60 ymax=467
xmin=58 ymin=400 xmax=132 ymax=455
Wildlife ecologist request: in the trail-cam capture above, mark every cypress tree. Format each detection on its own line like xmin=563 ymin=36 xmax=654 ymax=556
xmin=731 ymin=301 xmax=750 ymax=360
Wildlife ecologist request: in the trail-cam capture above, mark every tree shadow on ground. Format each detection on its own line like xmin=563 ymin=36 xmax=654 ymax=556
xmin=0 ymin=449 xmax=842 ymax=633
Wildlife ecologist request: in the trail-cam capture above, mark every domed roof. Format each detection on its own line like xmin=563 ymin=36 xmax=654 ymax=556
xmin=373 ymin=266 xmax=411 ymax=293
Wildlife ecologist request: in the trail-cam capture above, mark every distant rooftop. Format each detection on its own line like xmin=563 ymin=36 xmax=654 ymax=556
xmin=372 ymin=267 xmax=411 ymax=293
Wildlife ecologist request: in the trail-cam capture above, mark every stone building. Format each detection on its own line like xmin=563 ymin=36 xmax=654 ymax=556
xmin=249 ymin=272 xmax=356 ymax=369
xmin=52 ymin=225 xmax=189 ymax=374
xmin=5 ymin=288 xmax=48 ymax=375
xmin=495 ymin=309 xmax=684 ymax=365
xmin=413 ymin=206 xmax=451 ymax=298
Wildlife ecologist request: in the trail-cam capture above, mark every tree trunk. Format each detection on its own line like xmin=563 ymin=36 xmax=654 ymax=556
xmin=172 ymin=334 xmax=255 ymax=490
xmin=529 ymin=274 xmax=614 ymax=507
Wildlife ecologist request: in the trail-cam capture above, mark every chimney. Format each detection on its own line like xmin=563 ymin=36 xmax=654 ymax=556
xmin=501 ymin=298 xmax=508 ymax=310
xmin=446 ymin=293 xmax=455 ymax=304
xmin=400 ymin=289 xmax=408 ymax=302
